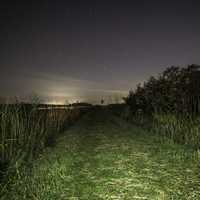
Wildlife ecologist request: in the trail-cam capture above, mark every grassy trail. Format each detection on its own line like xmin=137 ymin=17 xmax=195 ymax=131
xmin=3 ymin=109 xmax=200 ymax=199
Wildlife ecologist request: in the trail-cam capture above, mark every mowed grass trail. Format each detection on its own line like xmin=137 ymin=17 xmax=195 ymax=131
xmin=3 ymin=109 xmax=200 ymax=199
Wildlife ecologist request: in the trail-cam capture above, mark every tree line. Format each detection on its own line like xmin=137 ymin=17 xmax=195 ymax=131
xmin=124 ymin=64 xmax=200 ymax=116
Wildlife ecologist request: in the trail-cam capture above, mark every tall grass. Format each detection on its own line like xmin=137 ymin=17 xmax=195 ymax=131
xmin=153 ymin=113 xmax=200 ymax=148
xmin=118 ymin=104 xmax=200 ymax=149
xmin=0 ymin=103 xmax=81 ymax=184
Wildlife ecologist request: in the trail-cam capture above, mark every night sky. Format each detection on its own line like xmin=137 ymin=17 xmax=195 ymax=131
xmin=1 ymin=1 xmax=200 ymax=104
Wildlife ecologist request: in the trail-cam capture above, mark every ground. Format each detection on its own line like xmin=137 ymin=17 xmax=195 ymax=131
xmin=2 ymin=109 xmax=200 ymax=199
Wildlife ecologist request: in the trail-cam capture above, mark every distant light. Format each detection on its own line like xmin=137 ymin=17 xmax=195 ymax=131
xmin=45 ymin=101 xmax=65 ymax=105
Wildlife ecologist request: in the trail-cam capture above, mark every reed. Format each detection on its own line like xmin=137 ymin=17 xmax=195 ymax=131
xmin=153 ymin=113 xmax=200 ymax=148
xmin=0 ymin=103 xmax=81 ymax=183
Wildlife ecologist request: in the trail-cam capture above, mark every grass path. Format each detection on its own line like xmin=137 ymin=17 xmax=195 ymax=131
xmin=3 ymin=109 xmax=200 ymax=199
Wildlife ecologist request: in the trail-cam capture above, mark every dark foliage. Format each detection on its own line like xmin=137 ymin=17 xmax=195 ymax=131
xmin=124 ymin=64 xmax=200 ymax=116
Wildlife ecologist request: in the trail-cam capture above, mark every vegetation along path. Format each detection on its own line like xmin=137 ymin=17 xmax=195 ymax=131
xmin=3 ymin=109 xmax=200 ymax=199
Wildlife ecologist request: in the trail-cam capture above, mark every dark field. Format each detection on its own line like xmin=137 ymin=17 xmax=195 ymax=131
xmin=1 ymin=107 xmax=200 ymax=199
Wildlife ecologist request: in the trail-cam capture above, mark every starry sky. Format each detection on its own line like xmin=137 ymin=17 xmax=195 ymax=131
xmin=1 ymin=1 xmax=200 ymax=104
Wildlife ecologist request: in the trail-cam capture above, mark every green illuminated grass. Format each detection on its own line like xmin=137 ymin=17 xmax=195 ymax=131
xmin=2 ymin=109 xmax=200 ymax=199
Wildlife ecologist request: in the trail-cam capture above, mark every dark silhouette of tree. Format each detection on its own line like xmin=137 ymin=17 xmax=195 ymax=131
xmin=125 ymin=64 xmax=200 ymax=116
